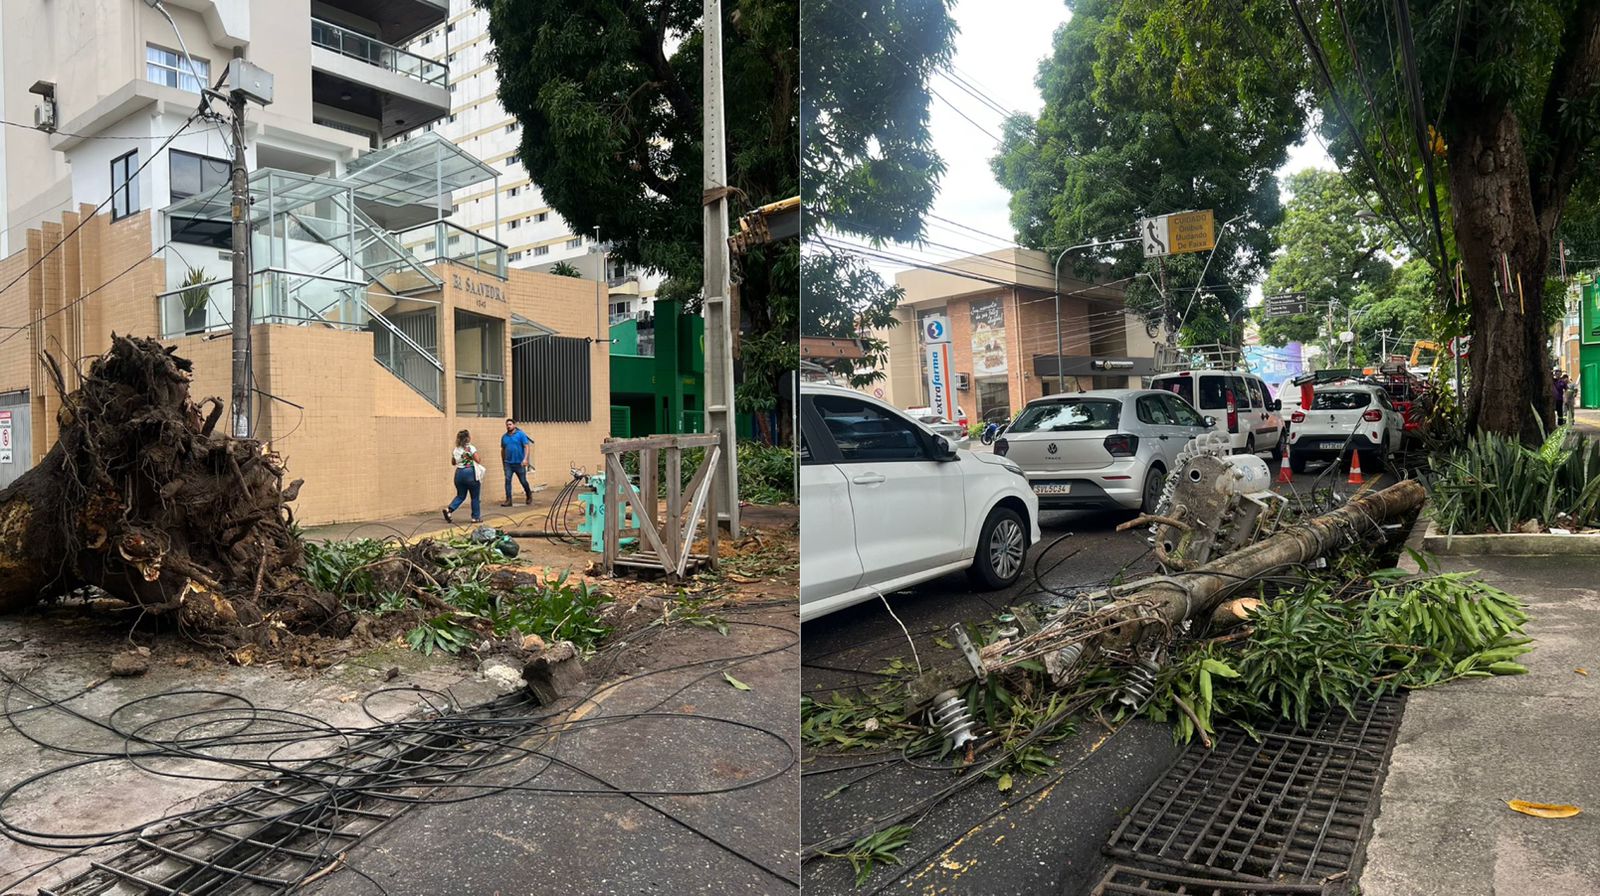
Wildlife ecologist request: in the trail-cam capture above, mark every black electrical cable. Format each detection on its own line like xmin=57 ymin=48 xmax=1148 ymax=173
xmin=0 ymin=616 xmax=800 ymax=893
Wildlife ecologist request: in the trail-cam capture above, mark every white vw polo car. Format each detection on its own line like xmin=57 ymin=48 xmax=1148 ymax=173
xmin=799 ymin=385 xmax=1042 ymax=622
xmin=996 ymin=389 xmax=1213 ymax=513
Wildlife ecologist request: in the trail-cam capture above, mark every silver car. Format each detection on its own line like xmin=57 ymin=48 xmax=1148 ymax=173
xmin=995 ymin=389 xmax=1212 ymax=513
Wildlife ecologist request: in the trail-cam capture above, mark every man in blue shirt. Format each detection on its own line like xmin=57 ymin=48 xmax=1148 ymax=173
xmin=499 ymin=418 xmax=535 ymax=506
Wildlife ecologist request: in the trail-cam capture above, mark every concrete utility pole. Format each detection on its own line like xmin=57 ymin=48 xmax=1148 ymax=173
xmin=702 ymin=0 xmax=740 ymax=537
xmin=228 ymin=86 xmax=251 ymax=439
xmin=222 ymin=57 xmax=272 ymax=439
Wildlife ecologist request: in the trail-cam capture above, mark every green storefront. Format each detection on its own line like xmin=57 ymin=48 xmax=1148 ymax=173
xmin=610 ymin=299 xmax=707 ymax=437
xmin=1583 ymin=280 xmax=1600 ymax=409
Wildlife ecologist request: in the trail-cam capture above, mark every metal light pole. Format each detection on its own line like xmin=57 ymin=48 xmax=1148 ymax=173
xmin=1052 ymin=237 xmax=1140 ymax=392
xmin=702 ymin=0 xmax=739 ymax=536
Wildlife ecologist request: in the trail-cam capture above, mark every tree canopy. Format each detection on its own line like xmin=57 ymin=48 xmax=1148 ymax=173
xmin=1256 ymin=168 xmax=1401 ymax=350
xmin=1285 ymin=0 xmax=1600 ymax=438
xmin=800 ymin=0 xmax=956 ymax=385
xmin=992 ymin=0 xmax=1312 ymax=342
xmin=480 ymin=0 xmax=798 ymax=423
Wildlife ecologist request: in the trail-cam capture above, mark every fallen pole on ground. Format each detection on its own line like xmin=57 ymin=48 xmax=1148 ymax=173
xmin=910 ymin=479 xmax=1426 ymax=702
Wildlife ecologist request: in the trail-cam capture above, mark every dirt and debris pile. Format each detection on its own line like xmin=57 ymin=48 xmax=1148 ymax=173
xmin=0 ymin=336 xmax=336 ymax=644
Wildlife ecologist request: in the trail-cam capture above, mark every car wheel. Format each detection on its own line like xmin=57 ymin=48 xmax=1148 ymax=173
xmin=1140 ymin=463 xmax=1167 ymax=515
xmin=968 ymin=506 xmax=1028 ymax=590
xmin=1270 ymin=435 xmax=1285 ymax=463
xmin=1289 ymin=451 xmax=1308 ymax=475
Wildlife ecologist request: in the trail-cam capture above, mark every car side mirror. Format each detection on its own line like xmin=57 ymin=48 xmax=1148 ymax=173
xmin=1271 ymin=399 xmax=1282 ymax=411
xmin=1204 ymin=415 xmax=1217 ymax=427
xmin=931 ymin=432 xmax=960 ymax=461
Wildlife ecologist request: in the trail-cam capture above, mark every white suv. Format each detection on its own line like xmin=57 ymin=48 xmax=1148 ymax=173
xmin=1150 ymin=370 xmax=1283 ymax=459
xmin=799 ymin=385 xmax=1041 ymax=622
xmin=1286 ymin=383 xmax=1405 ymax=473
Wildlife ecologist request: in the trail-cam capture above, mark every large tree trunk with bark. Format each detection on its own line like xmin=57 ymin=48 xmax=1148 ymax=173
xmin=1446 ymin=100 xmax=1553 ymax=444
xmin=0 ymin=336 xmax=338 ymax=647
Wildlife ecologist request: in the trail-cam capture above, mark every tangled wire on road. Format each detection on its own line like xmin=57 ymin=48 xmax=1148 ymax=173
xmin=0 ymin=613 xmax=801 ymax=895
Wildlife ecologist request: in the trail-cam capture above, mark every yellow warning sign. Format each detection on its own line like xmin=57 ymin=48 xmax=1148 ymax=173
xmin=1167 ymin=210 xmax=1215 ymax=255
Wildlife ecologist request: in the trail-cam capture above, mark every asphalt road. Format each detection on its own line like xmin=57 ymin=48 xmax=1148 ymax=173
xmin=800 ymin=456 xmax=1401 ymax=895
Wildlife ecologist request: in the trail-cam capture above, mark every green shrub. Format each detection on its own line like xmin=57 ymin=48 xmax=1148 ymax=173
xmin=1428 ymin=426 xmax=1600 ymax=534
xmin=302 ymin=538 xmax=396 ymax=595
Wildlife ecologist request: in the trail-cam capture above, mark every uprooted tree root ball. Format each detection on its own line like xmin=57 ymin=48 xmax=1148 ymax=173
xmin=0 ymin=335 xmax=337 ymax=646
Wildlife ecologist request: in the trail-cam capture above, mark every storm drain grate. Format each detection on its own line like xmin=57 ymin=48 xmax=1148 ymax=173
xmin=1104 ymin=694 xmax=1402 ymax=884
xmin=40 ymin=696 xmax=541 ymax=896
xmin=1090 ymin=865 xmax=1338 ymax=895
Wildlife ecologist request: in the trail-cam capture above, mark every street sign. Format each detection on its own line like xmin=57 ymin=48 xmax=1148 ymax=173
xmin=1264 ymin=293 xmax=1309 ymax=317
xmin=1168 ymin=210 xmax=1215 ymax=254
xmin=1141 ymin=210 xmax=1216 ymax=257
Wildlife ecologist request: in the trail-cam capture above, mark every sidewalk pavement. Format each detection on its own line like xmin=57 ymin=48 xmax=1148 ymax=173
xmin=1573 ymin=408 xmax=1600 ymax=436
xmin=1361 ymin=553 xmax=1600 ymax=895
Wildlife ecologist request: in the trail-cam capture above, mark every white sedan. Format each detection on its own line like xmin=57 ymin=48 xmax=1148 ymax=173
xmin=799 ymin=385 xmax=1042 ymax=622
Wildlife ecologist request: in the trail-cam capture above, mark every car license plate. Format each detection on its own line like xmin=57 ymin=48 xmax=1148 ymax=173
xmin=1319 ymin=441 xmax=1345 ymax=450
xmin=1033 ymin=482 xmax=1072 ymax=495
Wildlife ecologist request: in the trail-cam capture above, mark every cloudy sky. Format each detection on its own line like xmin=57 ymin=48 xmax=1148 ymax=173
xmin=867 ymin=0 xmax=1333 ymax=289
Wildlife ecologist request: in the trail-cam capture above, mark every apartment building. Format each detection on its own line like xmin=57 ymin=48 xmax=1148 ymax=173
xmin=402 ymin=0 xmax=661 ymax=321
xmin=882 ymin=249 xmax=1158 ymax=423
xmin=0 ymin=0 xmax=612 ymax=522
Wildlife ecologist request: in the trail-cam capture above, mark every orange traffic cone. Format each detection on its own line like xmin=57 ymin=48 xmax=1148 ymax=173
xmin=1277 ymin=450 xmax=1293 ymax=484
xmin=1347 ymin=450 xmax=1364 ymax=486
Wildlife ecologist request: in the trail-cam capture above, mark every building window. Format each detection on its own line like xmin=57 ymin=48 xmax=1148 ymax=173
xmin=147 ymin=45 xmax=210 ymax=93
xmin=508 ymin=218 xmax=520 ymax=229
xmin=505 ymin=123 xmax=517 ymax=134
xmin=508 ymin=250 xmax=523 ymax=261
xmin=535 ymin=211 xmax=549 ymax=223
xmin=449 ymin=83 xmax=458 ymax=93
xmin=507 ymin=185 xmax=521 ymax=198
xmin=448 ymin=114 xmax=457 ymax=123
xmin=451 ymin=204 xmax=460 ymax=214
xmin=168 ymin=150 xmax=229 ymax=201
xmin=447 ymin=52 xmax=456 ymax=63
xmin=533 ymin=245 xmax=550 ymax=257
xmin=110 ymin=151 xmax=139 ymax=221
xmin=566 ymin=237 xmax=582 ymax=250
xmin=513 ymin=335 xmax=592 ymax=423
xmin=507 ymin=154 xmax=520 ymax=166
xmin=447 ymin=22 xmax=456 ymax=33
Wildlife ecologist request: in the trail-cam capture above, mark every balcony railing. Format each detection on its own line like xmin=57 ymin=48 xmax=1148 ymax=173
xmin=157 ymin=271 xmax=371 ymax=338
xmin=397 ymin=220 xmax=508 ymax=280
xmin=311 ymin=18 xmax=447 ymax=88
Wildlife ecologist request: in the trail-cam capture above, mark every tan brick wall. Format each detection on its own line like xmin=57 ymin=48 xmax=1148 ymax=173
xmin=2 ymin=206 xmax=612 ymax=526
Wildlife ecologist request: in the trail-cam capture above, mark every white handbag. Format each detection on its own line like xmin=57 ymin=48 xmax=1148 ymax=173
xmin=472 ymin=462 xmax=486 ymax=483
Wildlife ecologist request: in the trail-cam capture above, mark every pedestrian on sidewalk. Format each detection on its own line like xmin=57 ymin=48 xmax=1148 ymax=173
xmin=443 ymin=429 xmax=482 ymax=523
xmin=499 ymin=418 xmax=535 ymax=507
xmin=1554 ymin=371 xmax=1570 ymax=425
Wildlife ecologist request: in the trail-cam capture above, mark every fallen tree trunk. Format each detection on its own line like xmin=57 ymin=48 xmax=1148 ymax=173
xmin=0 ymin=336 xmax=338 ymax=645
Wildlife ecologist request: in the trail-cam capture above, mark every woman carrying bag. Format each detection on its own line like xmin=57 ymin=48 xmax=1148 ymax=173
xmin=443 ymin=429 xmax=484 ymax=523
